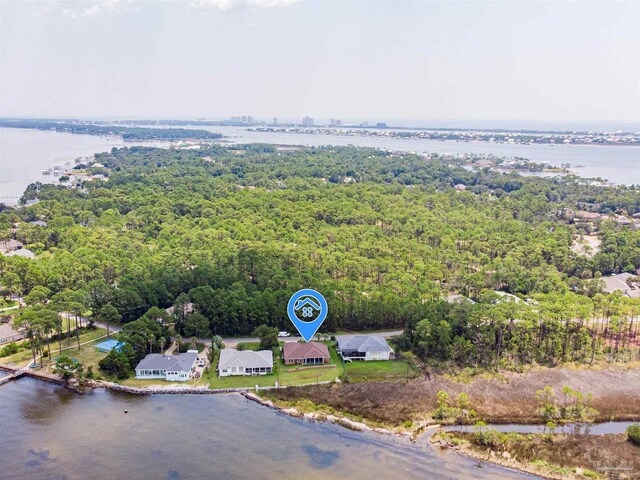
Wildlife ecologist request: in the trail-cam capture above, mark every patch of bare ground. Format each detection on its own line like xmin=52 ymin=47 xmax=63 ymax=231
xmin=441 ymin=432 xmax=640 ymax=480
xmin=571 ymin=234 xmax=601 ymax=258
xmin=265 ymin=367 xmax=640 ymax=424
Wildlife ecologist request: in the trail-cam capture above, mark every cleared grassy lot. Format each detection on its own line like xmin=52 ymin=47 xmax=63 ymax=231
xmin=0 ymin=328 xmax=109 ymax=368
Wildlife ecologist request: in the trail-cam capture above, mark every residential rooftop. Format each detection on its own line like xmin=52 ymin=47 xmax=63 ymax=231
xmin=135 ymin=351 xmax=198 ymax=372
xmin=218 ymin=349 xmax=273 ymax=370
xmin=336 ymin=335 xmax=392 ymax=353
xmin=283 ymin=342 xmax=330 ymax=359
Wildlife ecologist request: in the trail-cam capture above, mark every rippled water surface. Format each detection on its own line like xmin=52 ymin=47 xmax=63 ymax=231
xmin=0 ymin=379 xmax=537 ymax=480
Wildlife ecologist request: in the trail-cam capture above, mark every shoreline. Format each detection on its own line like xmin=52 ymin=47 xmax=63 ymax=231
xmin=5 ymin=363 xmax=639 ymax=428
xmin=431 ymin=435 xmax=561 ymax=480
xmin=432 ymin=429 xmax=640 ymax=480
xmin=6 ymin=366 xmax=638 ymax=480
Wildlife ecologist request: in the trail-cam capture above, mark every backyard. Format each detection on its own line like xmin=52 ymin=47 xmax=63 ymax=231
xmin=0 ymin=328 xmax=110 ymax=368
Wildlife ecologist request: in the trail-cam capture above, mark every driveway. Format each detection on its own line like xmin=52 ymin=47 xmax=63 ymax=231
xmin=191 ymin=346 xmax=209 ymax=380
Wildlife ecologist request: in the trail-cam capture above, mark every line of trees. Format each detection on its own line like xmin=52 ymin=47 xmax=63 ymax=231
xmin=1 ymin=145 xmax=639 ymax=368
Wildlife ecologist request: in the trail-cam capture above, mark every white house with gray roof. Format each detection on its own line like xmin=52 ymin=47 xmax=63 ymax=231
xmin=218 ymin=349 xmax=273 ymax=377
xmin=336 ymin=335 xmax=393 ymax=361
xmin=134 ymin=350 xmax=198 ymax=382
xmin=0 ymin=323 xmax=24 ymax=344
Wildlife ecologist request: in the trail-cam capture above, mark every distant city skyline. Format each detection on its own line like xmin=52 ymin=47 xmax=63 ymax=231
xmin=1 ymin=1 xmax=639 ymax=128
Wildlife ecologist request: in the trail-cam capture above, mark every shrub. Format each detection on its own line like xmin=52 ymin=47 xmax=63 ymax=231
xmin=403 ymin=420 xmax=413 ymax=428
xmin=627 ymin=424 xmax=640 ymax=446
xmin=0 ymin=342 xmax=20 ymax=357
xmin=473 ymin=427 xmax=506 ymax=448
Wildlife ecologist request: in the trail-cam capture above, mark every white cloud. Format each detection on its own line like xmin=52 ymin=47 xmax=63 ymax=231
xmin=47 ymin=0 xmax=127 ymax=20
xmin=192 ymin=0 xmax=300 ymax=13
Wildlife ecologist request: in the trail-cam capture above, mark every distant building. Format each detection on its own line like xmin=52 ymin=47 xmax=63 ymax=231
xmin=302 ymin=116 xmax=314 ymax=127
xmin=376 ymin=122 xmax=387 ymax=128
xmin=0 ymin=239 xmax=23 ymax=254
xmin=573 ymin=210 xmax=603 ymax=222
xmin=601 ymin=273 xmax=640 ymax=298
xmin=272 ymin=117 xmax=278 ymax=126
xmin=165 ymin=302 xmax=194 ymax=316
xmin=336 ymin=335 xmax=393 ymax=361
xmin=29 ymin=220 xmax=48 ymax=227
xmin=134 ymin=351 xmax=198 ymax=382
xmin=454 ymin=184 xmax=467 ymax=192
xmin=492 ymin=291 xmax=524 ymax=304
xmin=445 ymin=294 xmax=475 ymax=304
xmin=330 ymin=119 xmax=342 ymax=127
xmin=4 ymin=248 xmax=35 ymax=259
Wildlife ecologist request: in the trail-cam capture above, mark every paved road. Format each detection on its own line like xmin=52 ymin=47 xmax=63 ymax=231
xmin=220 ymin=329 xmax=403 ymax=347
xmin=72 ymin=315 xmax=402 ymax=349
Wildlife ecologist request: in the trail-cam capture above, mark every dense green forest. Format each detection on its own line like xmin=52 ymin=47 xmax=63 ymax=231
xmin=0 ymin=119 xmax=223 ymax=141
xmin=2 ymin=144 xmax=640 ymax=369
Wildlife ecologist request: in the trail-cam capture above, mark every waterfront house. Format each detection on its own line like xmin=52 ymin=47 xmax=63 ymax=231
xmin=0 ymin=323 xmax=24 ymax=344
xmin=218 ymin=349 xmax=273 ymax=377
xmin=282 ymin=342 xmax=330 ymax=365
xmin=134 ymin=350 xmax=198 ymax=382
xmin=336 ymin=335 xmax=393 ymax=361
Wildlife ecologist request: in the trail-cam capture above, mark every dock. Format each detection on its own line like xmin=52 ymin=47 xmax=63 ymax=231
xmin=0 ymin=364 xmax=63 ymax=387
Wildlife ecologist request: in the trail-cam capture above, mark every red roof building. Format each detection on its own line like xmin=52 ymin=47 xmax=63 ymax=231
xmin=282 ymin=342 xmax=330 ymax=365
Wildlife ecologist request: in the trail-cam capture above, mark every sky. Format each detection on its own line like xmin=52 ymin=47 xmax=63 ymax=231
xmin=1 ymin=0 xmax=639 ymax=129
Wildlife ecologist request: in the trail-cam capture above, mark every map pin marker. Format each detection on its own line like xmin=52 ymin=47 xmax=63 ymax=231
xmin=287 ymin=289 xmax=328 ymax=342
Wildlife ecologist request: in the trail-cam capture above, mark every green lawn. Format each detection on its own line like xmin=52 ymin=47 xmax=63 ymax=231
xmin=0 ymin=328 xmax=109 ymax=368
xmin=115 ymin=342 xmax=414 ymax=390
xmin=196 ymin=343 xmax=342 ymax=388
xmin=47 ymin=336 xmax=111 ymax=372
xmin=236 ymin=341 xmax=265 ymax=351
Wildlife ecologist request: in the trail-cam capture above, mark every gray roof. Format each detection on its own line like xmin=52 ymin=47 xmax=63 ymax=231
xmin=336 ymin=335 xmax=393 ymax=353
xmin=0 ymin=239 xmax=23 ymax=253
xmin=445 ymin=294 xmax=476 ymax=304
xmin=218 ymin=349 xmax=273 ymax=370
xmin=0 ymin=323 xmax=23 ymax=340
xmin=601 ymin=273 xmax=640 ymax=298
xmin=135 ymin=351 xmax=198 ymax=372
xmin=492 ymin=291 xmax=524 ymax=303
xmin=30 ymin=220 xmax=48 ymax=227
xmin=5 ymin=248 xmax=35 ymax=259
